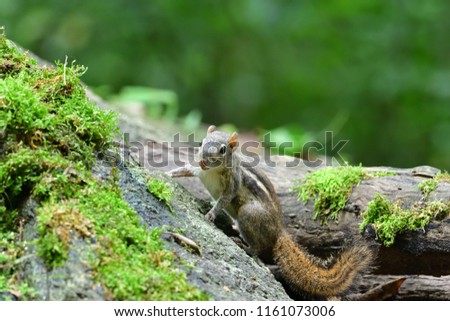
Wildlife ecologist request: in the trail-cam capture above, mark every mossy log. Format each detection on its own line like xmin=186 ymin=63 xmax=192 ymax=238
xmin=260 ymin=160 xmax=450 ymax=276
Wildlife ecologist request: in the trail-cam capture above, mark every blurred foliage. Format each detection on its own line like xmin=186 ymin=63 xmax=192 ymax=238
xmin=111 ymin=86 xmax=179 ymax=120
xmin=1 ymin=0 xmax=449 ymax=169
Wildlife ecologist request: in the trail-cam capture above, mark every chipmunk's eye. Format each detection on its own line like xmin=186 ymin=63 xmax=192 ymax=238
xmin=219 ymin=144 xmax=226 ymax=154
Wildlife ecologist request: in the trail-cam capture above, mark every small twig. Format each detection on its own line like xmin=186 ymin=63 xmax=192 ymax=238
xmin=19 ymin=218 xmax=24 ymax=242
xmin=170 ymin=232 xmax=201 ymax=256
xmin=63 ymin=55 xmax=68 ymax=85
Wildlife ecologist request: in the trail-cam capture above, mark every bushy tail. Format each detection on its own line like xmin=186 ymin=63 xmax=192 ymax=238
xmin=273 ymin=232 xmax=374 ymax=297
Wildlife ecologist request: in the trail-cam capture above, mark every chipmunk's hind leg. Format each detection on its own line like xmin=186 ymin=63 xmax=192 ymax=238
xmin=236 ymin=202 xmax=282 ymax=256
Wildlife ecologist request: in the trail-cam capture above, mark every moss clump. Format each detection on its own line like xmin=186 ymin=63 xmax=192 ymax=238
xmin=294 ymin=165 xmax=394 ymax=223
xmin=0 ymin=231 xmax=36 ymax=300
xmin=418 ymin=179 xmax=437 ymax=199
xmin=360 ymin=194 xmax=450 ymax=247
xmin=36 ymin=198 xmax=94 ymax=266
xmin=38 ymin=182 xmax=208 ymax=300
xmin=0 ymin=28 xmax=207 ymax=300
xmin=147 ymin=178 xmax=174 ymax=214
xmin=418 ymin=171 xmax=450 ymax=199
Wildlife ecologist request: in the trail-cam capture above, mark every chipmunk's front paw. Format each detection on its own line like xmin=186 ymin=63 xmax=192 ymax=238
xmin=166 ymin=169 xmax=176 ymax=177
xmin=205 ymin=211 xmax=216 ymax=222
xmin=167 ymin=166 xmax=195 ymax=178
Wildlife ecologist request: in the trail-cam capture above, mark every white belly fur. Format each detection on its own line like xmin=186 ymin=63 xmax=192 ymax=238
xmin=198 ymin=169 xmax=224 ymax=200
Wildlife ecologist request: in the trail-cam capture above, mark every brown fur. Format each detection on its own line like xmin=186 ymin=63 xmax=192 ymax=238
xmin=273 ymin=232 xmax=374 ymax=297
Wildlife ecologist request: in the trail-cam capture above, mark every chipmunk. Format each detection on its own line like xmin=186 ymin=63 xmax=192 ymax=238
xmin=169 ymin=125 xmax=374 ymax=298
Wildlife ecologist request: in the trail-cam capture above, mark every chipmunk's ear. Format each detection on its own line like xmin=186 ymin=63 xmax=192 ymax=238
xmin=207 ymin=125 xmax=216 ymax=133
xmin=228 ymin=132 xmax=239 ymax=149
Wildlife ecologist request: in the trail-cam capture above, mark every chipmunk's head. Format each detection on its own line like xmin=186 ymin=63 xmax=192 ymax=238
xmin=198 ymin=125 xmax=238 ymax=171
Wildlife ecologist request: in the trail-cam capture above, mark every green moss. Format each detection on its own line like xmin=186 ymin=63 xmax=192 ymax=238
xmin=360 ymin=194 xmax=450 ymax=246
xmin=147 ymin=178 xmax=174 ymax=214
xmin=418 ymin=171 xmax=450 ymax=199
xmin=418 ymin=179 xmax=437 ymax=199
xmin=0 ymin=29 xmax=207 ymax=300
xmin=36 ymin=199 xmax=94 ymax=266
xmin=1 ymin=148 xmax=76 ymax=208
xmin=0 ymin=232 xmax=36 ymax=300
xmin=36 ymin=182 xmax=208 ymax=300
xmin=435 ymin=171 xmax=450 ymax=182
xmin=294 ymin=165 xmax=395 ymax=223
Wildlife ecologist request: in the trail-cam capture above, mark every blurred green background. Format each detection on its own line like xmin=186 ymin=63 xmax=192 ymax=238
xmin=1 ymin=0 xmax=449 ymax=169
